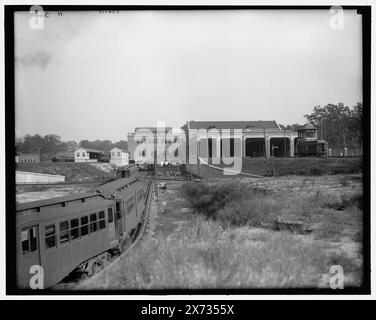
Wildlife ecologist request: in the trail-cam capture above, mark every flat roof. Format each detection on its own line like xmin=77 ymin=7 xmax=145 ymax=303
xmin=188 ymin=120 xmax=280 ymax=130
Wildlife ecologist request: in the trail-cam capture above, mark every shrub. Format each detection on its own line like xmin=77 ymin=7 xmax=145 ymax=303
xmin=181 ymin=181 xmax=243 ymax=217
xmin=216 ymin=197 xmax=278 ymax=227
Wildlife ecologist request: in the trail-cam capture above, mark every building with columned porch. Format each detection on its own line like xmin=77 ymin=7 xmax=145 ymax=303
xmin=185 ymin=120 xmax=298 ymax=159
xmin=127 ymin=121 xmax=299 ymax=165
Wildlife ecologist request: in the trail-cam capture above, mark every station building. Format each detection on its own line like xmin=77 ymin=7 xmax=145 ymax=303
xmin=127 ymin=127 xmax=175 ymax=164
xmin=127 ymin=121 xmax=299 ymax=164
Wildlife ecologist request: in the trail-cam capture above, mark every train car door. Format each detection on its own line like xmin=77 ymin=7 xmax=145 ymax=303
xmin=107 ymin=205 xmax=116 ymax=245
xmin=115 ymin=200 xmax=124 ymax=238
xmin=18 ymin=225 xmax=41 ymax=289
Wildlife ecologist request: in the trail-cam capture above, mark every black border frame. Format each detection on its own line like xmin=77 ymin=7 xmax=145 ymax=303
xmin=5 ymin=5 xmax=371 ymax=296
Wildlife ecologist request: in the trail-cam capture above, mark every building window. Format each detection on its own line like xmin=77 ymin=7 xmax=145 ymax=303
xmin=117 ymin=152 xmax=120 ymax=157
xmin=82 ymin=152 xmax=86 ymax=157
xmin=45 ymin=225 xmax=56 ymax=249
xmin=76 ymin=153 xmax=80 ymax=157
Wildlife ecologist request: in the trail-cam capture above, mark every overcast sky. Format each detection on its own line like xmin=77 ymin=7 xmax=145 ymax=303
xmin=15 ymin=9 xmax=362 ymax=142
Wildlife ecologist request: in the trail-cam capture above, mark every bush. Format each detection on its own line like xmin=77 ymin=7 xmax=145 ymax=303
xmin=181 ymin=181 xmax=243 ymax=217
xmin=216 ymin=197 xmax=278 ymax=227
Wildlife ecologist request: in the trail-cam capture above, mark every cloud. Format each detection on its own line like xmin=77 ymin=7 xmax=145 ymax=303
xmin=16 ymin=50 xmax=51 ymax=69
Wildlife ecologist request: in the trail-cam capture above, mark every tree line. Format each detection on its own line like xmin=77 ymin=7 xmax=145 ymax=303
xmin=16 ymin=102 xmax=363 ymax=160
xmin=15 ymin=134 xmax=128 ymax=161
xmin=304 ymin=102 xmax=362 ymax=156
xmin=280 ymin=102 xmax=362 ymax=156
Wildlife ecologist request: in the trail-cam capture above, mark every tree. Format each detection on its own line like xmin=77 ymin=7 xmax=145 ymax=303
xmin=304 ymin=103 xmax=363 ymax=156
xmin=79 ymin=140 xmax=90 ymax=148
xmin=64 ymin=140 xmax=78 ymax=152
xmin=113 ymin=140 xmax=128 ymax=151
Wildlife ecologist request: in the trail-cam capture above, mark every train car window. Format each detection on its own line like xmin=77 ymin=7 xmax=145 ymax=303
xmin=98 ymin=211 xmax=106 ymax=230
xmin=45 ymin=225 xmax=56 ymax=249
xmin=81 ymin=216 xmax=89 ymax=236
xmin=137 ymin=190 xmax=143 ymax=202
xmin=59 ymin=221 xmax=69 ymax=244
xmin=30 ymin=227 xmax=37 ymax=252
xmin=70 ymin=218 xmax=80 ymax=240
xmin=115 ymin=201 xmax=122 ymax=219
xmin=21 ymin=227 xmax=38 ymax=255
xmin=21 ymin=230 xmax=29 ymax=254
xmin=90 ymin=213 xmax=98 ymax=233
xmin=108 ymin=207 xmax=114 ymax=223
xmin=126 ymin=197 xmax=135 ymax=213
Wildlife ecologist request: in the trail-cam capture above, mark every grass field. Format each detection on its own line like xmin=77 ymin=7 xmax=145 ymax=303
xmin=186 ymin=157 xmax=362 ymax=178
xmin=79 ymin=174 xmax=363 ymax=290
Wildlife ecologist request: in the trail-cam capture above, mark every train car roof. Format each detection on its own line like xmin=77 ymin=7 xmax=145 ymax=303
xmin=95 ymin=177 xmax=141 ymax=195
xmin=16 ymin=192 xmax=103 ymax=212
xmin=16 ymin=177 xmax=145 ymax=213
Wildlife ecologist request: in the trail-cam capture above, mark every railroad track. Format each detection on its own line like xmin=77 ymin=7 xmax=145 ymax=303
xmin=52 ymin=176 xmax=155 ymax=290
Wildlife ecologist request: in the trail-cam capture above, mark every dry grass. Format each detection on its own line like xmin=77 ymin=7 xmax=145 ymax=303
xmin=79 ymin=175 xmax=363 ymax=290
xmin=102 ymin=217 xmax=361 ymax=289
xmin=181 ymin=179 xmax=363 ymax=243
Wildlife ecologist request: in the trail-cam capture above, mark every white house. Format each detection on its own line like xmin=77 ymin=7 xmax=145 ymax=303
xmin=75 ymin=148 xmax=105 ymax=163
xmin=110 ymin=148 xmax=129 ymax=167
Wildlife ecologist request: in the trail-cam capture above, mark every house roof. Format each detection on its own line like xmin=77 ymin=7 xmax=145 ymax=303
xmin=76 ymin=148 xmax=105 ymax=153
xmin=300 ymin=124 xmax=316 ymax=130
xmin=111 ymin=147 xmax=128 ymax=153
xmin=17 ymin=153 xmax=40 ymax=157
xmin=187 ymin=120 xmax=280 ymax=130
xmin=134 ymin=127 xmax=173 ymax=132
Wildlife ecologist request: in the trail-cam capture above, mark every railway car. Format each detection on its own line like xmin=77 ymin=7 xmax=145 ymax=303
xmin=116 ymin=164 xmax=139 ymax=178
xmin=296 ymin=124 xmax=327 ymax=157
xmin=16 ymin=176 xmax=149 ymax=289
xmin=296 ymin=140 xmax=327 ymax=157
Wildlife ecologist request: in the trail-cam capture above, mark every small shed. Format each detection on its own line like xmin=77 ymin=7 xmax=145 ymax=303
xmin=75 ymin=148 xmax=106 ymax=163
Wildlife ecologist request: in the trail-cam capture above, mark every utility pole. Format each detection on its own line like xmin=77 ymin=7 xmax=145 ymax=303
xmin=263 ymin=128 xmax=268 ymax=175
xmin=283 ymin=128 xmax=286 ymax=157
xmin=154 ymin=149 xmax=158 ymax=204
